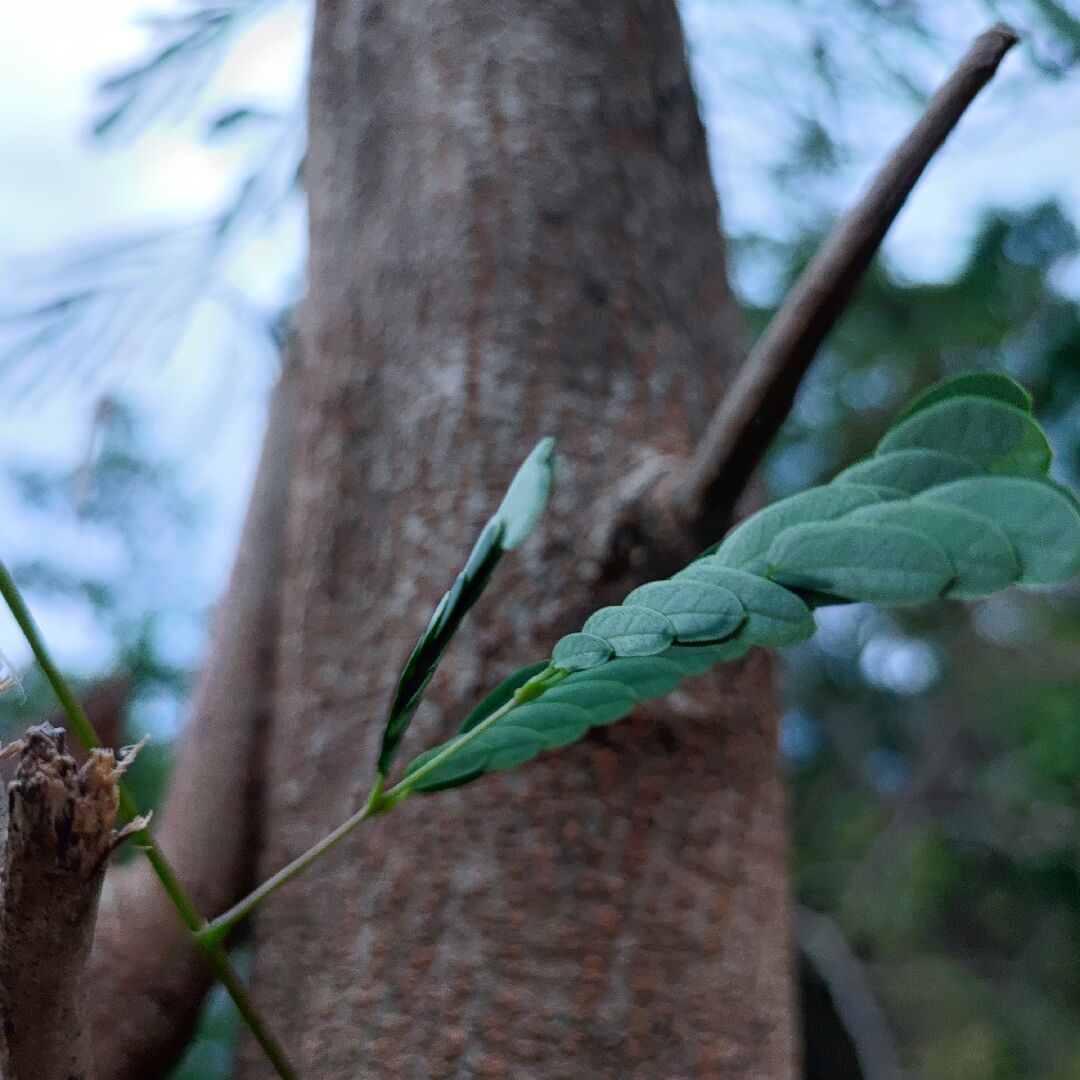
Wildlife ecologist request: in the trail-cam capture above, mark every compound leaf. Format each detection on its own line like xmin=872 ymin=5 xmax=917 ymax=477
xmin=398 ymin=375 xmax=1080 ymax=797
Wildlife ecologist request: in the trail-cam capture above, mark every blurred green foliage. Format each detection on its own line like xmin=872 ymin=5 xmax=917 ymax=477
xmin=0 ymin=399 xmax=194 ymax=751
xmin=770 ymin=202 xmax=1080 ymax=1079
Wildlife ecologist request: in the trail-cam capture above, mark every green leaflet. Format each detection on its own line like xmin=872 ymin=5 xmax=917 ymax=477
xmin=877 ymin=396 xmax=1051 ymax=477
xmin=377 ymin=438 xmax=556 ymax=776
xmin=895 ymin=371 xmax=1032 ymax=425
xmin=554 ymin=646 xmax=738 ymax=710
xmin=402 ymin=739 xmax=490 ymax=792
xmin=552 ymin=632 xmax=613 ymax=672
xmin=1046 ymin=477 xmax=1080 ymax=514
xmin=673 ymin=562 xmax=815 ymax=646
xmin=542 ymin=679 xmax=639 ymax=724
xmin=848 ymin=501 xmax=1020 ymax=599
xmin=766 ymin=520 xmax=954 ymax=606
xmin=712 ymin=483 xmax=885 ymax=572
xmin=581 ymin=605 xmax=676 ymax=656
xmin=622 ymin=580 xmax=745 ymax=643
xmin=560 ymin=653 xmax=686 ymax=700
xmin=917 ymin=476 xmax=1080 ymax=585
xmin=833 ymin=448 xmax=983 ymax=497
xmin=398 ymin=373 xmax=1080 ymax=798
xmin=661 ymin=642 xmax=749 ymax=672
xmin=492 ymin=701 xmax=594 ymax=752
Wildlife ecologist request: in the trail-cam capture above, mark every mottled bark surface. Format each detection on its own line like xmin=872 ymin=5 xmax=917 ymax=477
xmin=242 ymin=1 xmax=795 ymax=1077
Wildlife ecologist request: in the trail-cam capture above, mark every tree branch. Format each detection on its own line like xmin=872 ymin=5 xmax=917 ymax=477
xmin=0 ymin=726 xmax=143 ymax=1080
xmin=86 ymin=357 xmax=299 ymax=1080
xmin=673 ymin=24 xmax=1019 ymax=545
xmin=797 ymin=906 xmax=905 ymax=1080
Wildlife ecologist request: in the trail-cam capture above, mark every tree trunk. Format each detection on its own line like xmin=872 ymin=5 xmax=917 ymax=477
xmin=241 ymin=1 xmax=796 ymax=1076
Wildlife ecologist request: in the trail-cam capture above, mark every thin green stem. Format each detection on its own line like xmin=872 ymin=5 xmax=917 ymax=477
xmin=0 ymin=560 xmax=104 ymax=758
xmin=200 ymin=944 xmax=296 ymax=1080
xmin=385 ymin=664 xmax=565 ymax=797
xmin=0 ymin=558 xmax=295 ymax=1080
xmin=192 ymin=667 xmax=562 ymax=942
xmin=202 ymin=667 xmax=568 ymax=943
xmin=200 ymin=775 xmax=386 ymax=947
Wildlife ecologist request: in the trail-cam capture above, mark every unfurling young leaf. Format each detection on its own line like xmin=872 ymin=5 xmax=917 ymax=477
xmin=495 ymin=437 xmax=558 ymax=549
xmin=376 ymin=439 xmax=557 ymax=777
xmin=397 ymin=372 xmax=1080 ymax=797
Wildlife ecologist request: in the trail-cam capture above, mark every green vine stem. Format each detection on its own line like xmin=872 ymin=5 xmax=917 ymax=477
xmin=0 ymin=558 xmax=296 ymax=1080
xmin=199 ymin=667 xmax=566 ymax=946
xmin=198 ymin=778 xmax=385 ymax=949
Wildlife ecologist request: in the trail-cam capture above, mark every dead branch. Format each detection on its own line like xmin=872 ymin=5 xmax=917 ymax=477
xmin=0 ymin=726 xmax=141 ymax=1080
xmin=797 ymin=906 xmax=906 ymax=1080
xmin=672 ymin=24 xmax=1019 ymax=545
xmin=86 ymin=358 xmax=298 ymax=1080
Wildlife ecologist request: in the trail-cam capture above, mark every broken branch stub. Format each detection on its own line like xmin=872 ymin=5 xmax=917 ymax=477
xmin=0 ymin=725 xmax=142 ymax=1080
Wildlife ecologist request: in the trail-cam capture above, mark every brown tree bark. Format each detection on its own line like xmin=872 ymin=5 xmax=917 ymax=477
xmin=0 ymin=727 xmax=139 ymax=1080
xmin=240 ymin=2 xmax=795 ymax=1077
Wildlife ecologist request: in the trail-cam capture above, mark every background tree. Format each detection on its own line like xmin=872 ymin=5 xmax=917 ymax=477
xmin=2 ymin=0 xmax=1080 ymax=1075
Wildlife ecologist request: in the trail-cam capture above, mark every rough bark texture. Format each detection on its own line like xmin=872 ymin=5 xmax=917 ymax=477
xmin=0 ymin=727 xmax=125 ymax=1080
xmin=241 ymin=2 xmax=795 ymax=1078
xmin=85 ymin=361 xmax=299 ymax=1080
